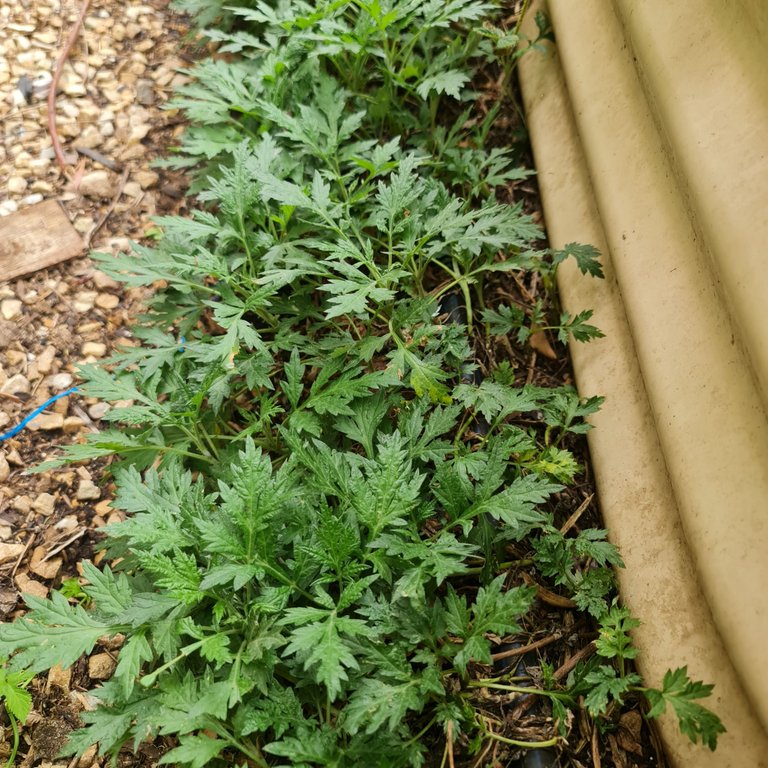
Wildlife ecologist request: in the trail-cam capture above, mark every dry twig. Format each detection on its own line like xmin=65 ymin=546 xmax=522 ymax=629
xmin=48 ymin=0 xmax=93 ymax=174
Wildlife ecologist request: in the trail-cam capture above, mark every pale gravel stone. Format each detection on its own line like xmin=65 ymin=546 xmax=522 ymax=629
xmin=95 ymin=293 xmax=119 ymax=309
xmin=73 ymin=217 xmax=94 ymax=235
xmin=91 ymin=270 xmax=121 ymax=290
xmin=12 ymin=496 xmax=31 ymax=513
xmin=78 ymin=170 xmax=114 ymax=198
xmin=32 ymin=492 xmax=56 ymax=516
xmin=63 ymin=415 xmax=84 ymax=433
xmin=51 ymin=372 xmax=74 ymax=390
xmin=122 ymin=181 xmax=142 ymax=198
xmin=87 ymin=402 xmax=110 ymax=419
xmin=0 ymin=453 xmax=9 ymax=483
xmin=88 ymin=653 xmax=117 ymax=680
xmin=0 ymin=543 xmax=26 ymax=565
xmin=6 ymin=175 xmax=28 ymax=194
xmin=28 ymin=412 xmax=65 ymax=431
xmin=47 ymin=665 xmax=72 ymax=691
xmin=36 ymin=346 xmax=56 ymax=374
xmin=1 ymin=373 xmax=31 ymax=395
xmin=0 ymin=299 xmax=22 ymax=320
xmin=73 ymin=290 xmax=96 ymax=311
xmin=15 ymin=573 xmax=48 ymax=598
xmin=81 ymin=341 xmax=107 ymax=357
xmin=134 ymin=170 xmax=158 ymax=189
xmin=136 ymin=79 xmax=154 ymax=105
xmin=128 ymin=123 xmax=151 ymax=143
xmin=76 ymin=479 xmax=101 ymax=501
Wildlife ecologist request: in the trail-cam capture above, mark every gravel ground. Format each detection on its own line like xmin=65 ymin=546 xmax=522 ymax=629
xmin=0 ymin=1 xmax=190 ymax=763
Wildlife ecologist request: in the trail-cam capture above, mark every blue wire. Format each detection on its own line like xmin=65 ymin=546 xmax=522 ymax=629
xmin=0 ymin=386 xmax=79 ymax=443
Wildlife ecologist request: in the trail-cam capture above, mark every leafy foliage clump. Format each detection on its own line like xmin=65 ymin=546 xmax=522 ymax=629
xmin=0 ymin=0 xmax=723 ymax=765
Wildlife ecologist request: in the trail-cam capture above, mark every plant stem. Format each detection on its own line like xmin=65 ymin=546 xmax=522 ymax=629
xmin=4 ymin=712 xmax=18 ymax=768
xmin=485 ymin=731 xmax=559 ymax=749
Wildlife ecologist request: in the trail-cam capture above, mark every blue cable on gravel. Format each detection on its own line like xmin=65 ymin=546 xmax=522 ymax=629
xmin=0 ymin=387 xmax=79 ymax=443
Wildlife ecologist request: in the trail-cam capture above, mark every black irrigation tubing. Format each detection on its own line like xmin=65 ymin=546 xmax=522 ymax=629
xmin=495 ymin=643 xmax=560 ymax=768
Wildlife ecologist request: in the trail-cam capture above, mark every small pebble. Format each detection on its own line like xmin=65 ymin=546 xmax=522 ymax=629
xmin=128 ymin=123 xmax=151 ymax=143
xmin=73 ymin=217 xmax=94 ymax=235
xmin=73 ymin=290 xmax=96 ymax=312
xmin=134 ymin=170 xmax=158 ymax=189
xmin=50 ymin=373 xmax=74 ymax=390
xmin=87 ymin=402 xmax=110 ymax=420
xmin=81 ymin=341 xmax=107 ymax=358
xmin=0 ymin=543 xmax=26 ymax=565
xmin=88 ymin=652 xmax=116 ymax=680
xmin=15 ymin=573 xmax=47 ymax=599
xmin=0 ymin=299 xmax=22 ymax=320
xmin=78 ymin=170 xmax=114 ymax=199
xmin=32 ymin=492 xmax=56 ymax=516
xmin=6 ymin=176 xmax=28 ymax=195
xmin=135 ymin=79 xmax=154 ymax=105
xmin=0 ymin=374 xmax=31 ymax=396
xmin=122 ymin=181 xmax=142 ymax=198
xmin=36 ymin=346 xmax=56 ymax=374
xmin=76 ymin=479 xmax=101 ymax=501
xmin=95 ymin=293 xmax=119 ymax=310
xmin=12 ymin=496 xmax=32 ymax=514
xmin=28 ymin=412 xmax=65 ymax=431
xmin=0 ymin=453 xmax=9 ymax=483
xmin=63 ymin=416 xmax=84 ymax=433
xmin=5 ymin=351 xmax=25 ymax=366
xmin=20 ymin=193 xmax=44 ymax=207
xmin=91 ymin=270 xmax=120 ymax=290
xmin=47 ymin=664 xmax=72 ymax=692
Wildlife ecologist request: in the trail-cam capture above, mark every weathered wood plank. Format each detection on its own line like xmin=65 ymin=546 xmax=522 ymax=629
xmin=0 ymin=200 xmax=84 ymax=282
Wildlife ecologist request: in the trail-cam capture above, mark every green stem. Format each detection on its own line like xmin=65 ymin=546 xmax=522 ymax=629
xmin=404 ymin=717 xmax=437 ymax=748
xmin=4 ymin=712 xmax=18 ymax=768
xmin=485 ymin=731 xmax=559 ymax=750
xmin=462 ymin=558 xmax=534 ymax=575
xmin=513 ymin=0 xmax=533 ymax=36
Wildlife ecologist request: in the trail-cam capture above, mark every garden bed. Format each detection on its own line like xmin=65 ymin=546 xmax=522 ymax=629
xmin=0 ymin=1 xmax=723 ymax=766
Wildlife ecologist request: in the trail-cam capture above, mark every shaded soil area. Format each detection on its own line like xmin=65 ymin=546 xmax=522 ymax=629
xmin=0 ymin=2 xmax=666 ymax=766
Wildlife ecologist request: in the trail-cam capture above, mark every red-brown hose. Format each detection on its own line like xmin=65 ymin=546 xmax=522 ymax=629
xmin=48 ymin=0 xmax=92 ymax=174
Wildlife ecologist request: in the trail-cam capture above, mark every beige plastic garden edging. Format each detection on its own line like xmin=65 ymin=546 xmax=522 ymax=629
xmin=517 ymin=1 xmax=768 ymax=765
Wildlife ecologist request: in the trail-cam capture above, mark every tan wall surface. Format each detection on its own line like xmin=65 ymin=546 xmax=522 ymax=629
xmin=518 ymin=1 xmax=768 ymax=764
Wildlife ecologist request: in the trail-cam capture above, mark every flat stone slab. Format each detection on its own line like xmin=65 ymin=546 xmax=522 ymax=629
xmin=0 ymin=200 xmax=83 ymax=282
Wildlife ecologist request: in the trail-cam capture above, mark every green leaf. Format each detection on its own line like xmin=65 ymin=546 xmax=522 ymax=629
xmin=113 ymin=632 xmax=153 ymax=699
xmin=281 ymin=609 xmax=368 ymax=700
xmin=468 ymin=474 xmax=561 ymax=536
xmin=552 ymin=243 xmax=604 ymax=278
xmin=445 ymin=576 xmax=535 ymax=673
xmin=415 ymin=69 xmax=470 ymax=100
xmin=595 ymin=603 xmax=640 ymax=662
xmin=645 ymin=667 xmax=725 ymax=750
xmin=81 ymin=561 xmax=133 ymax=619
xmin=0 ymin=663 xmax=33 ymax=723
xmin=343 ymin=678 xmax=426 ymax=735
xmin=583 ymin=665 xmax=641 ymax=715
xmin=454 ymin=380 xmax=539 ymax=423
xmin=158 ymin=733 xmax=226 ymax=768
xmin=0 ymin=592 xmax=121 ymax=673
xmin=281 ymin=348 xmax=305 ymax=409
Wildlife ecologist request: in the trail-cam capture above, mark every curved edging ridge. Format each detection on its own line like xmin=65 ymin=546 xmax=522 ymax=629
xmin=518 ymin=1 xmax=768 ymax=764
